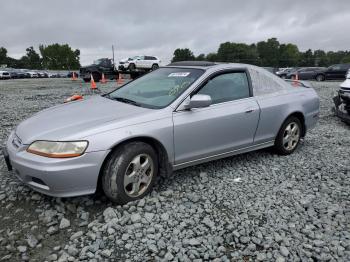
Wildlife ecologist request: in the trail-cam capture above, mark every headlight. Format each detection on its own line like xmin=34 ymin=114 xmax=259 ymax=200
xmin=27 ymin=141 xmax=88 ymax=158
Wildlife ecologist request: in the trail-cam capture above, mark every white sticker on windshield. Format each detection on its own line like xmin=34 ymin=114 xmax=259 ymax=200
xmin=168 ymin=72 xmax=190 ymax=77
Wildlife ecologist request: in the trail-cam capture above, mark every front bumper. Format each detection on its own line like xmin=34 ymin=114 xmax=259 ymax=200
xmin=333 ymin=94 xmax=350 ymax=125
xmin=5 ymin=132 xmax=110 ymax=197
xmin=118 ymin=64 xmax=129 ymax=71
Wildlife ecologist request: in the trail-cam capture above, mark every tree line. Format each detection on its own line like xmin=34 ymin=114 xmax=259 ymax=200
xmin=171 ymin=38 xmax=350 ymax=67
xmin=0 ymin=44 xmax=80 ymax=70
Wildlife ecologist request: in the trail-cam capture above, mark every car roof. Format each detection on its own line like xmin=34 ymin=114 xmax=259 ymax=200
xmin=166 ymin=61 xmax=266 ymax=72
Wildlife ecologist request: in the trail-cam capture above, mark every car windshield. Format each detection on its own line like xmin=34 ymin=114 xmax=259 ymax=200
xmin=106 ymin=67 xmax=204 ymax=109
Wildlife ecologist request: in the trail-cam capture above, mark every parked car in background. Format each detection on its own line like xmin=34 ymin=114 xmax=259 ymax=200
xmin=333 ymin=69 xmax=350 ymax=124
xmin=286 ymin=67 xmax=326 ymax=81
xmin=3 ymin=62 xmax=319 ymax=204
xmin=6 ymin=69 xmax=19 ymax=79
xmin=262 ymin=67 xmax=279 ymax=74
xmin=27 ymin=71 xmax=39 ymax=78
xmin=67 ymin=72 xmax=79 ymax=78
xmin=119 ymin=55 xmax=160 ymax=72
xmin=321 ymin=64 xmax=350 ymax=81
xmin=0 ymin=70 xmax=11 ymax=80
xmin=276 ymin=68 xmax=297 ymax=79
xmin=80 ymin=58 xmax=117 ymax=82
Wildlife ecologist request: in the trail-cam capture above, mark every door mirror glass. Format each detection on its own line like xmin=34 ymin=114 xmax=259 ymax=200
xmin=184 ymin=94 xmax=212 ymax=109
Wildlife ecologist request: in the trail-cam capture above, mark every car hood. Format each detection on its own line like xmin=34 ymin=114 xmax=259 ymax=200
xmin=120 ymin=58 xmax=128 ymax=62
xmin=16 ymin=96 xmax=153 ymax=144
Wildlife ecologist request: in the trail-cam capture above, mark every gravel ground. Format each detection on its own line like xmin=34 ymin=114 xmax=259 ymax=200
xmin=0 ymin=78 xmax=349 ymax=262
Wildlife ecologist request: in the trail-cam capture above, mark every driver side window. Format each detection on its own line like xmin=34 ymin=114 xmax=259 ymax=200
xmin=197 ymin=72 xmax=250 ymax=104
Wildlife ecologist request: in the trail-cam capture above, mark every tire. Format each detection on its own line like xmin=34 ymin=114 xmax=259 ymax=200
xmin=315 ymin=74 xmax=325 ymax=82
xmin=128 ymin=63 xmax=136 ymax=71
xmin=274 ymin=116 xmax=302 ymax=155
xmin=281 ymin=75 xmax=286 ymax=79
xmin=151 ymin=64 xmax=159 ymax=71
xmin=102 ymin=142 xmax=158 ymax=204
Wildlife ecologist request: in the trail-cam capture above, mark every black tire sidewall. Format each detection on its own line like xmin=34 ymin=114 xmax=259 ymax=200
xmin=316 ymin=74 xmax=324 ymax=82
xmin=129 ymin=63 xmax=136 ymax=71
xmin=102 ymin=142 xmax=158 ymax=204
xmin=152 ymin=64 xmax=159 ymax=70
xmin=274 ymin=116 xmax=302 ymax=155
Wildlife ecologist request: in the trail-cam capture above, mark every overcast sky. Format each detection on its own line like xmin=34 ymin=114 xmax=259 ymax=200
xmin=1 ymin=0 xmax=349 ymax=65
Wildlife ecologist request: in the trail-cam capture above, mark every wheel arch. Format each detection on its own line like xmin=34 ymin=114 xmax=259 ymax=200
xmin=96 ymin=136 xmax=172 ymax=193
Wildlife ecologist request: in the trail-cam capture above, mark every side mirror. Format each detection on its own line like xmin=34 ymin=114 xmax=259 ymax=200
xmin=184 ymin=94 xmax=212 ymax=110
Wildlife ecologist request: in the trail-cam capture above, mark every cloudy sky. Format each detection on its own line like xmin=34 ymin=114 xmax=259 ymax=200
xmin=1 ymin=0 xmax=349 ymax=65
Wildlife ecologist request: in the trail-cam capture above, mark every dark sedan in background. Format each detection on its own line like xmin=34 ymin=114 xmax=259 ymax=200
xmin=286 ymin=67 xmax=326 ymax=81
xmin=322 ymin=64 xmax=350 ymax=81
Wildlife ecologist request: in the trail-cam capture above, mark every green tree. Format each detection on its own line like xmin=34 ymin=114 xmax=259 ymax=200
xmin=171 ymin=48 xmax=195 ymax=62
xmin=299 ymin=49 xmax=314 ymax=66
xmin=206 ymin=53 xmax=218 ymax=62
xmin=196 ymin=53 xmax=206 ymax=61
xmin=278 ymin=43 xmax=300 ymax=67
xmin=0 ymin=47 xmax=7 ymax=65
xmin=20 ymin=46 xmax=42 ymax=69
xmin=39 ymin=43 xmax=80 ymax=70
xmin=216 ymin=42 xmax=259 ymax=64
xmin=257 ymin=38 xmax=280 ymax=66
xmin=314 ymin=50 xmax=329 ymax=67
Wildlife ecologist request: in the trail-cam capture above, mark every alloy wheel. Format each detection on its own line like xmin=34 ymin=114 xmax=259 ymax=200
xmin=282 ymin=122 xmax=300 ymax=151
xmin=123 ymin=154 xmax=154 ymax=197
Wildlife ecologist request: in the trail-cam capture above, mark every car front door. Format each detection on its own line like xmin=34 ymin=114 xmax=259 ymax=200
xmin=135 ymin=56 xmax=145 ymax=68
xmin=172 ymin=70 xmax=260 ymax=165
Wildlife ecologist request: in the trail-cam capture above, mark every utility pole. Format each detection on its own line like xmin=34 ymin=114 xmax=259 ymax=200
xmin=112 ymin=45 xmax=115 ymax=67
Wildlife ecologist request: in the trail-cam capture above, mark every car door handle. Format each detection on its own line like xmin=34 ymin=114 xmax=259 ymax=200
xmin=245 ymin=108 xmax=255 ymax=113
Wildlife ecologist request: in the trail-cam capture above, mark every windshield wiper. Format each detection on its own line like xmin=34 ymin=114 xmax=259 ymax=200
xmin=110 ymin=96 xmax=142 ymax=107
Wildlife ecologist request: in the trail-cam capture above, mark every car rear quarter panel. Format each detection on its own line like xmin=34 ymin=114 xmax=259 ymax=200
xmin=254 ymin=88 xmax=319 ymax=143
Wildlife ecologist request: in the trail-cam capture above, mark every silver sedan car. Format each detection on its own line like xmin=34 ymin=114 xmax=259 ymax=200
xmin=3 ymin=62 xmax=319 ymax=204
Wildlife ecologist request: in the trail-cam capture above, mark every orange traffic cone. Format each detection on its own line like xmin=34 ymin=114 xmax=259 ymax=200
xmin=117 ymin=74 xmax=124 ymax=85
xmin=64 ymin=94 xmax=83 ymax=103
xmin=101 ymin=73 xmax=107 ymax=84
xmin=90 ymin=74 xmax=97 ymax=89
xmin=72 ymin=72 xmax=77 ymax=81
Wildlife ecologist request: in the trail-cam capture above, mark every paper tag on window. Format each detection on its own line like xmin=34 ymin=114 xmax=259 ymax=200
xmin=168 ymin=72 xmax=190 ymax=77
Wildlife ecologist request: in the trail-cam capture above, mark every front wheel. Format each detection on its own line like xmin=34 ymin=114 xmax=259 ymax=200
xmin=274 ymin=116 xmax=302 ymax=155
xmin=128 ymin=63 xmax=136 ymax=71
xmin=101 ymin=142 xmax=158 ymax=204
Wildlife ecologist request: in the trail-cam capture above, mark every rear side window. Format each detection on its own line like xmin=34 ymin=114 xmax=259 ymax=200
xmin=197 ymin=72 xmax=250 ymax=104
xmin=249 ymin=67 xmax=291 ymax=95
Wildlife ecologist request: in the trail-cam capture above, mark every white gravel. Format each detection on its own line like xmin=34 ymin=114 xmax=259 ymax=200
xmin=0 ymin=78 xmax=349 ymax=261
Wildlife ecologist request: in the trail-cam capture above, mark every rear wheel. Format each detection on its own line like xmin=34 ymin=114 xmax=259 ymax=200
xmin=274 ymin=116 xmax=302 ymax=155
xmin=315 ymin=74 xmax=325 ymax=82
xmin=151 ymin=64 xmax=159 ymax=71
xmin=102 ymin=142 xmax=158 ymax=204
